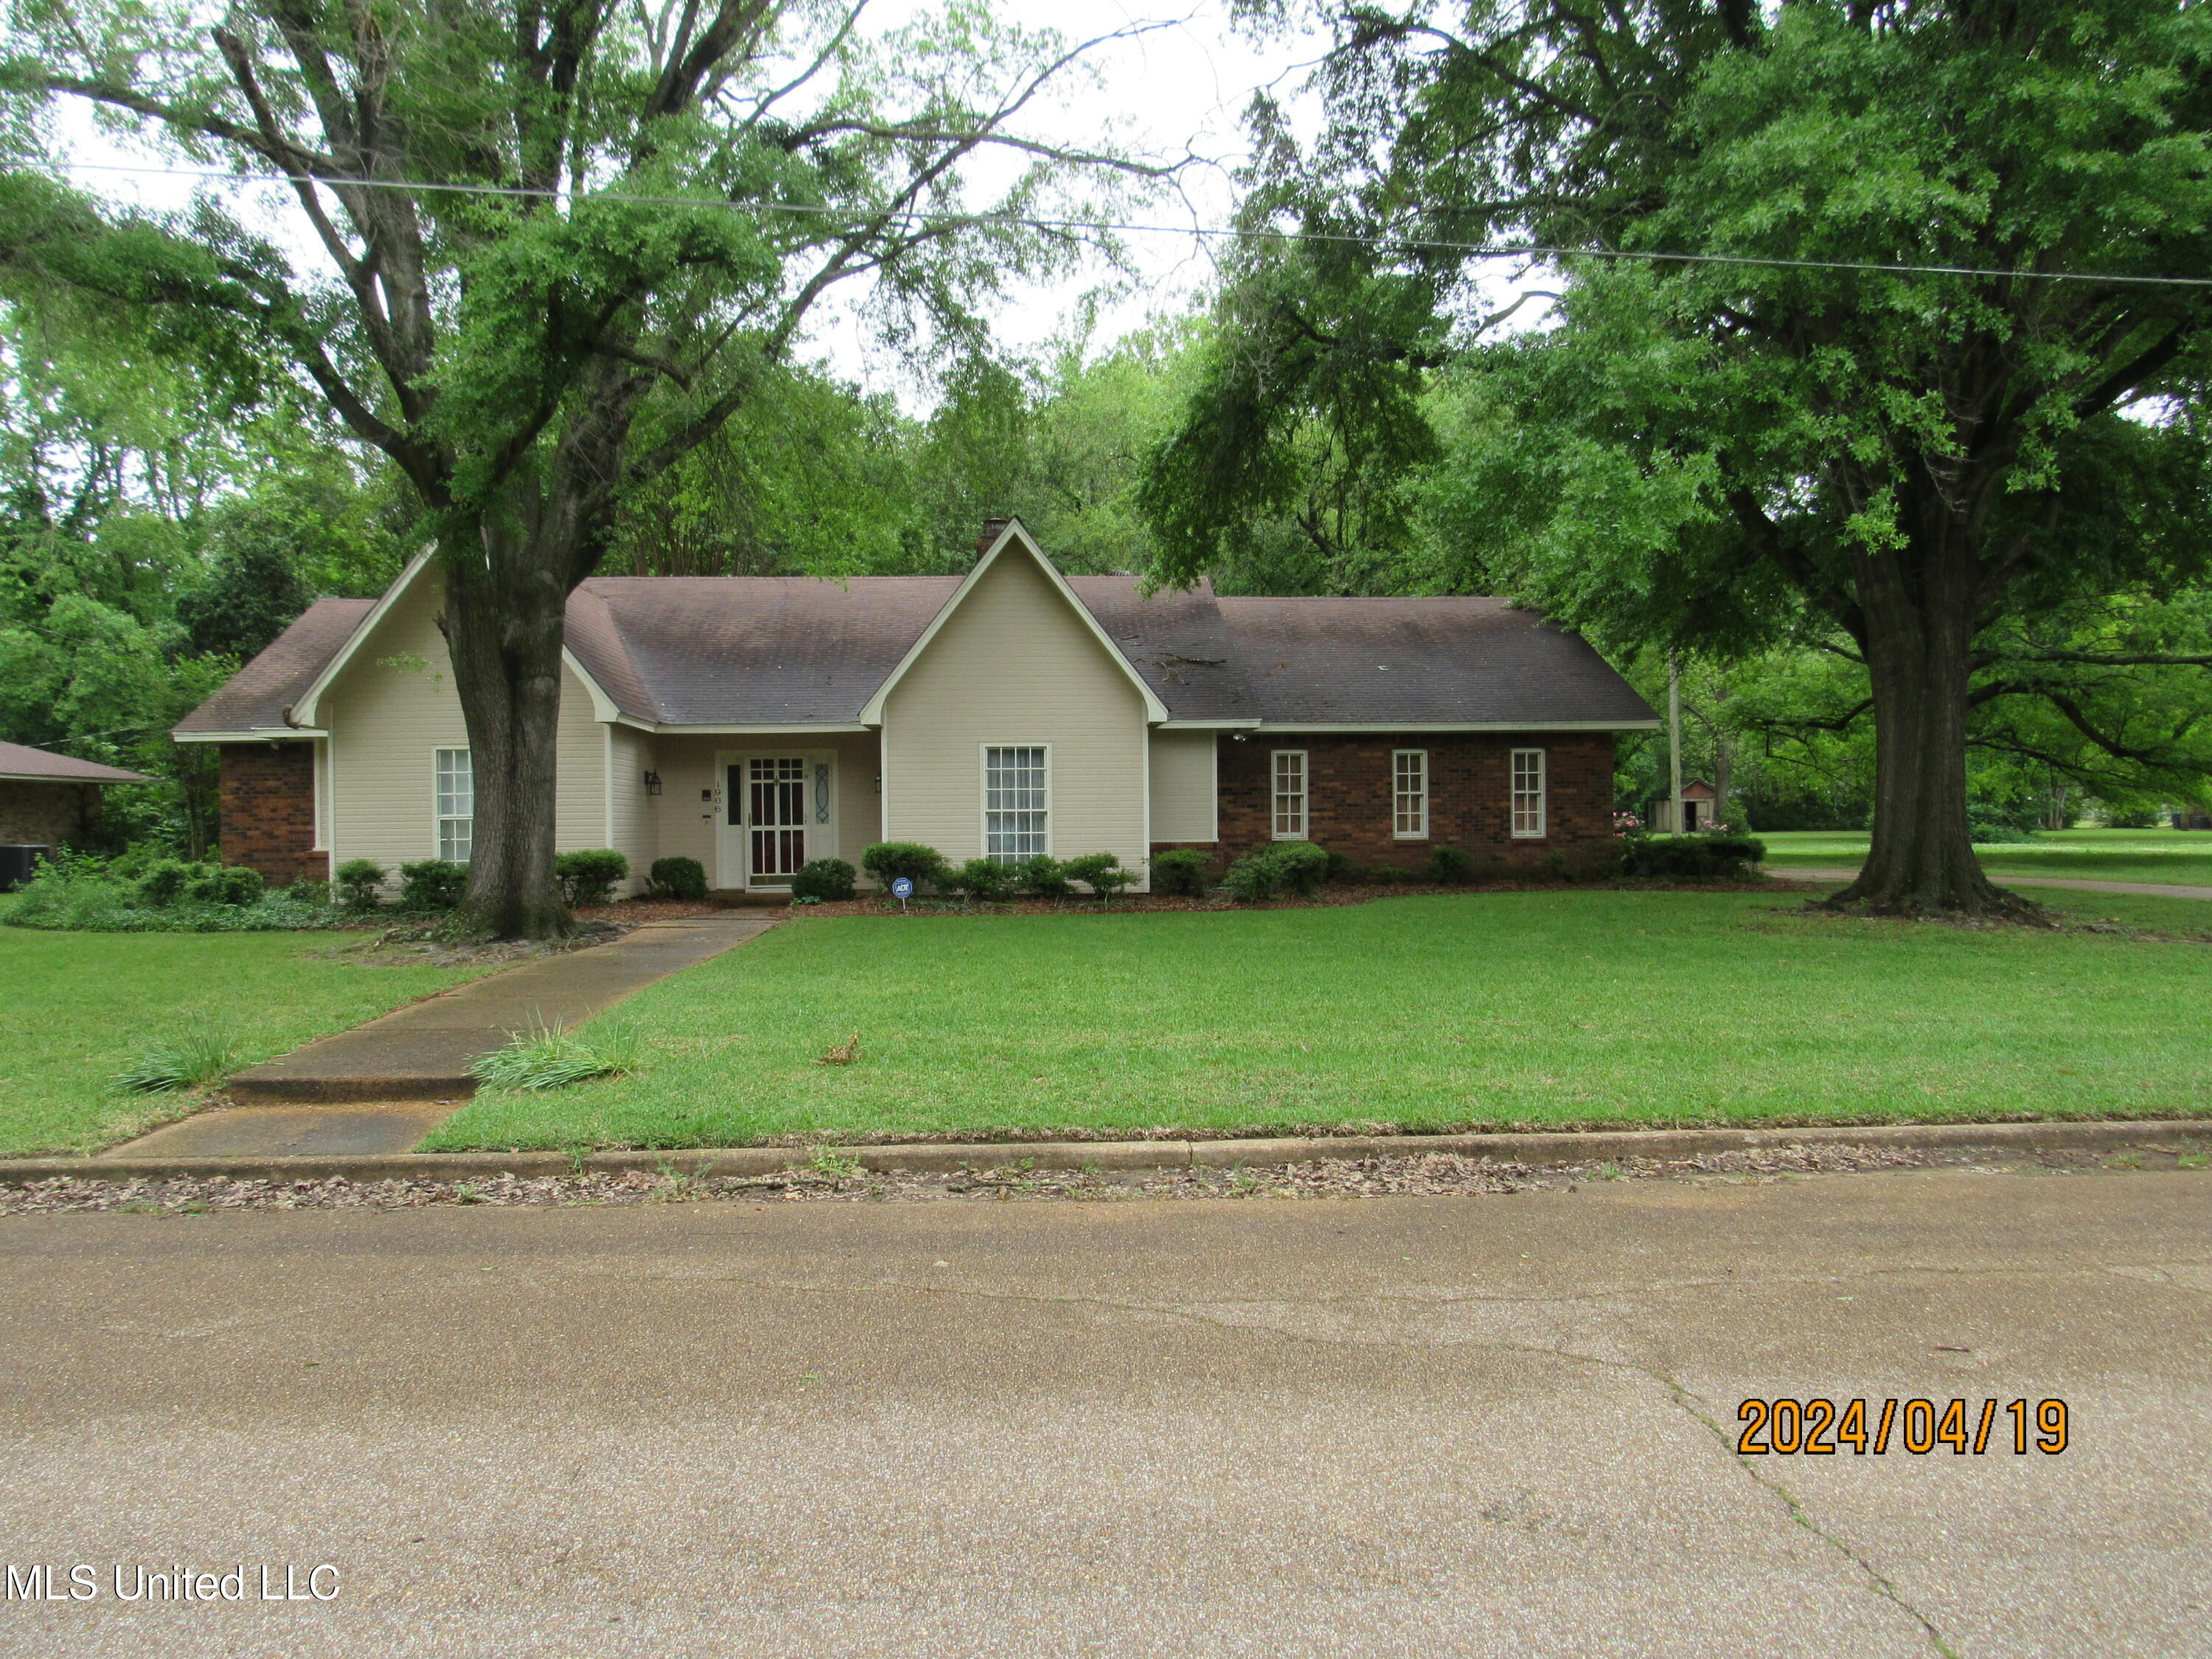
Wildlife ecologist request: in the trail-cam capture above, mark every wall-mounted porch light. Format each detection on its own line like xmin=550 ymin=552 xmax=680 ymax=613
xmin=643 ymin=771 xmax=664 ymax=796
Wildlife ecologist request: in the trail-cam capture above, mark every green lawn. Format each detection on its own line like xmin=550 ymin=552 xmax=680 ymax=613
xmin=424 ymin=888 xmax=2212 ymax=1152
xmin=1757 ymin=827 xmax=2212 ymax=888
xmin=0 ymin=928 xmax=487 ymax=1156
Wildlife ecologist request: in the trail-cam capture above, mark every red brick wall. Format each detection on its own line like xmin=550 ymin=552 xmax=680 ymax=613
xmin=0 ymin=781 xmax=93 ymax=849
xmin=218 ymin=742 xmax=321 ymax=887
xmin=1206 ymin=732 xmax=1617 ymax=873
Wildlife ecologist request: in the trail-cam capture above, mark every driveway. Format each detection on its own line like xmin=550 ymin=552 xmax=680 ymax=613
xmin=2 ymin=1167 xmax=2206 ymax=1658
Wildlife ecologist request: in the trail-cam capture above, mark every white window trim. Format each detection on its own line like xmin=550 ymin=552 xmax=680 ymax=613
xmin=434 ymin=745 xmax=474 ymax=863
xmin=1510 ymin=747 xmax=1547 ymax=840
xmin=1392 ymin=748 xmax=1429 ymax=841
xmin=1271 ymin=748 xmax=1309 ymax=841
xmin=980 ymin=742 xmax=1052 ymax=863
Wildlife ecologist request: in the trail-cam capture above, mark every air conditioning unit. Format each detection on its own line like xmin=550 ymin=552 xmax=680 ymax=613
xmin=0 ymin=845 xmax=50 ymax=891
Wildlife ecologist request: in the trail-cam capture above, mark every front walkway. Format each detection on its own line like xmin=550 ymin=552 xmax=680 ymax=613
xmin=1767 ymin=866 xmax=2212 ymax=901
xmin=110 ymin=915 xmax=774 ymax=1158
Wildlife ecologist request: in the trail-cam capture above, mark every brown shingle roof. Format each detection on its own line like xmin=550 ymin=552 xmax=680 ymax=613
xmin=177 ymin=570 xmax=1655 ymax=736
xmin=173 ymin=598 xmax=376 ymax=734
xmin=0 ymin=741 xmax=150 ymax=785
xmin=1214 ymin=596 xmax=1658 ymax=727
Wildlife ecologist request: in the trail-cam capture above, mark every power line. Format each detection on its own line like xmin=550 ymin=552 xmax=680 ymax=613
xmin=48 ymin=159 xmax=2212 ymax=290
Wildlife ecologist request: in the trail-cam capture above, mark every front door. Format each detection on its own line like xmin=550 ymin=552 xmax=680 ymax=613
xmin=739 ymin=756 xmax=807 ymax=885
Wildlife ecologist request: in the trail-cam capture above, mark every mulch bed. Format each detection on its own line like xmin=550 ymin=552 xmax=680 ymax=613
xmin=0 ymin=1141 xmax=2129 ymax=1217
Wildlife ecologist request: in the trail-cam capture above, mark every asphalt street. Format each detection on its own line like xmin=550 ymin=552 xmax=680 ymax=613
xmin=1 ymin=1166 xmax=2206 ymax=1658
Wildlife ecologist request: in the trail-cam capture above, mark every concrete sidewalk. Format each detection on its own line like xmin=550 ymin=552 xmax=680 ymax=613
xmin=1767 ymin=864 xmax=2212 ymax=900
xmin=225 ymin=914 xmax=774 ymax=1104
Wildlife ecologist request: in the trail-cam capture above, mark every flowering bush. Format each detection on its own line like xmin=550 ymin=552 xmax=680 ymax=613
xmin=1612 ymin=811 xmax=1644 ymax=837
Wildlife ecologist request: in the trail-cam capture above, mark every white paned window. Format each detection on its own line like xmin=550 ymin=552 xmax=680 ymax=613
xmin=1272 ymin=750 xmax=1308 ymax=840
xmin=1510 ymin=748 xmax=1546 ymax=838
xmin=435 ymin=747 xmax=474 ymax=863
xmin=1393 ymin=749 xmax=1429 ymax=840
xmin=984 ymin=745 xmax=1048 ymax=863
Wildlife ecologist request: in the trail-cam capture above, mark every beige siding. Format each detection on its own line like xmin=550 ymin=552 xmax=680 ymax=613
xmin=882 ymin=547 xmax=1150 ymax=882
xmin=1147 ymin=729 xmax=1218 ymax=843
xmin=608 ymin=726 xmax=658 ymax=891
xmin=650 ymin=732 xmax=881 ymax=890
xmin=324 ymin=570 xmax=613 ymax=873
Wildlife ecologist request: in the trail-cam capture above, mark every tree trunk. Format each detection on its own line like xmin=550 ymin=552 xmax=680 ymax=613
xmin=438 ymin=529 xmax=574 ymax=941
xmin=1827 ymin=540 xmax=2014 ymax=916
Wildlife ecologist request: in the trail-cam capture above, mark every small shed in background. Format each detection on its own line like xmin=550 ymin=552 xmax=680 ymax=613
xmin=0 ymin=740 xmax=150 ymax=887
xmin=1648 ymin=778 xmax=1718 ymax=834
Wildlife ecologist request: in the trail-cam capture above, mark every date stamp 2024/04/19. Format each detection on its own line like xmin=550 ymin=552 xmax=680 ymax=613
xmin=1736 ymin=1398 xmax=2070 ymax=1457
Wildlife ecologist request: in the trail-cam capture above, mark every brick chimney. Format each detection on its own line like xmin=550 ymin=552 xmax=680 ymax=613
xmin=977 ymin=517 xmax=1012 ymax=554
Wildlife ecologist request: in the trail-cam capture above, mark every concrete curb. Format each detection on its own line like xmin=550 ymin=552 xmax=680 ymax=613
xmin=4 ymin=1117 xmax=2208 ymax=1188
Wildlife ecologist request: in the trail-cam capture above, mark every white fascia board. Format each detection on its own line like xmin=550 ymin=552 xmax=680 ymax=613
xmin=1156 ymin=718 xmax=1262 ymax=730
xmin=171 ymin=728 xmax=327 ymax=744
xmin=857 ymin=519 xmax=1171 ymax=725
xmin=617 ymin=721 xmax=874 ymax=736
xmin=288 ymin=547 xmax=438 ymax=729
xmin=1252 ymin=719 xmax=1663 ymax=733
xmin=561 ymin=647 xmax=625 ymax=723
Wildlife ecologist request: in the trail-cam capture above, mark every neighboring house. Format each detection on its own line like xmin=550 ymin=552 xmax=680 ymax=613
xmin=1649 ymin=779 xmax=1719 ymax=834
xmin=173 ymin=520 xmax=1659 ymax=894
xmin=0 ymin=741 xmax=150 ymax=880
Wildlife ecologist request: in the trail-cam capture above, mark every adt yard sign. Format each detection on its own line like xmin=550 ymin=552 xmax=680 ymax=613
xmin=890 ymin=876 xmax=914 ymax=903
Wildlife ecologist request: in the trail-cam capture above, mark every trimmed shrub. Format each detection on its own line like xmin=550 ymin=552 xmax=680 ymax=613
xmin=790 ymin=858 xmax=856 ymax=902
xmin=1969 ymin=819 xmax=2034 ymax=844
xmin=1371 ymin=865 xmax=1403 ymax=885
xmin=1017 ymin=854 xmax=1072 ymax=898
xmin=862 ymin=842 xmax=948 ymax=889
xmin=1150 ymin=848 xmax=1213 ymax=897
xmin=646 ymin=855 xmax=708 ymax=902
xmin=136 ymin=858 xmax=200 ymax=908
xmin=1543 ymin=849 xmax=1572 ymax=883
xmin=399 ymin=858 xmax=468 ymax=911
xmin=1422 ymin=845 xmax=1475 ymax=886
xmin=1321 ymin=847 xmax=1360 ymax=884
xmin=1613 ymin=832 xmax=1766 ymax=881
xmin=1222 ymin=849 xmax=1281 ymax=903
xmin=188 ymin=865 xmax=265 ymax=907
xmin=555 ymin=848 xmax=630 ymax=908
xmin=947 ymin=858 xmax=1016 ymax=902
xmin=1062 ymin=852 xmax=1136 ymax=900
xmin=1270 ymin=841 xmax=1331 ymax=897
xmin=335 ymin=858 xmax=387 ymax=909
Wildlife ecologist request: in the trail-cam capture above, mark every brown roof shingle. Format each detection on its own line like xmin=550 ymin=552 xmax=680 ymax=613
xmin=173 ymin=598 xmax=376 ymax=734
xmin=176 ymin=568 xmax=1655 ymax=737
xmin=0 ymin=741 xmax=150 ymax=785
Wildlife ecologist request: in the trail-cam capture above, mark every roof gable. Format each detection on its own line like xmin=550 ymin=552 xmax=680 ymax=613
xmin=857 ymin=520 xmax=1169 ymax=724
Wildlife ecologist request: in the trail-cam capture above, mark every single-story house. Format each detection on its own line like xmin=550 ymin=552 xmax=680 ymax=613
xmin=0 ymin=741 xmax=150 ymax=884
xmin=174 ymin=520 xmax=1659 ymax=894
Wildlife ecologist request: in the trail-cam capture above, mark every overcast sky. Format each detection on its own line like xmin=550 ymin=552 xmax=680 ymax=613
xmin=49 ymin=1 xmax=1326 ymax=411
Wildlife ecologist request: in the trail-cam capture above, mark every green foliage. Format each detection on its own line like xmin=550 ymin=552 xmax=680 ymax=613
xmin=110 ymin=1015 xmax=242 ymax=1095
xmin=790 ymin=858 xmax=857 ymax=902
xmin=1221 ymin=849 xmax=1283 ymax=903
xmin=187 ymin=865 xmax=264 ymax=907
xmin=1149 ymin=848 xmax=1214 ymax=897
xmin=863 ymin=843 xmax=949 ymax=889
xmin=398 ymin=860 xmax=468 ymax=912
xmin=1422 ymin=846 xmax=1475 ymax=886
xmin=472 ymin=1020 xmax=643 ymax=1093
xmin=334 ymin=859 xmax=387 ymax=910
xmin=1222 ymin=841 xmax=1332 ymax=903
xmin=1615 ymin=834 xmax=1768 ymax=883
xmin=646 ymin=857 xmax=709 ymax=902
xmin=175 ymin=524 xmax=310 ymax=660
xmin=947 ymin=858 xmax=1017 ymax=902
xmin=134 ymin=858 xmax=198 ymax=907
xmin=1060 ymin=852 xmax=1135 ymax=899
xmin=554 ymin=849 xmax=629 ymax=908
xmin=1015 ymin=854 xmax=1071 ymax=898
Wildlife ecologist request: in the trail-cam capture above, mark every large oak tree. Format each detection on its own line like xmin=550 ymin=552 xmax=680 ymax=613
xmin=1150 ymin=0 xmax=2212 ymax=914
xmin=0 ymin=0 xmax=1164 ymax=936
